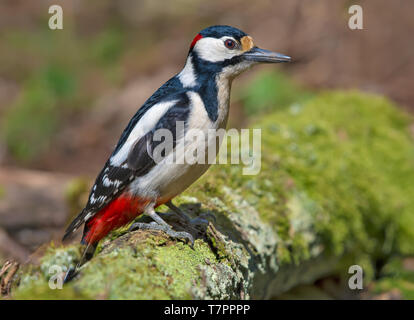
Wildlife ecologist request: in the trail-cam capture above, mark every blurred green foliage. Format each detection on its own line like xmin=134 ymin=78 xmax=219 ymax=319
xmin=238 ymin=71 xmax=314 ymax=115
xmin=373 ymin=258 xmax=414 ymax=299
xmin=0 ymin=185 xmax=4 ymax=199
xmin=0 ymin=25 xmax=128 ymax=162
xmin=90 ymin=28 xmax=125 ymax=66
xmin=2 ymin=66 xmax=74 ymax=160
xmin=64 ymin=178 xmax=89 ymax=223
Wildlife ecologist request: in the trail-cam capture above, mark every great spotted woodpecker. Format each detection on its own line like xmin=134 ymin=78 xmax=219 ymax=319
xmin=63 ymin=25 xmax=290 ymax=281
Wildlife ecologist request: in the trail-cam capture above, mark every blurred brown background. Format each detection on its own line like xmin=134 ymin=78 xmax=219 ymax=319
xmin=0 ymin=0 xmax=413 ymax=268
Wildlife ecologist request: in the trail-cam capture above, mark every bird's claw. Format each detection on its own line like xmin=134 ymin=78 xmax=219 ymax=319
xmin=163 ymin=202 xmax=216 ymax=227
xmin=198 ymin=211 xmax=217 ymax=223
xmin=167 ymin=230 xmax=195 ymax=248
xmin=157 ymin=212 xmax=210 ymax=232
xmin=129 ymin=222 xmax=194 ymax=247
xmin=189 ymin=217 xmax=209 ymax=230
xmin=155 ymin=212 xmax=181 ymax=223
xmin=128 ymin=221 xmax=158 ymax=231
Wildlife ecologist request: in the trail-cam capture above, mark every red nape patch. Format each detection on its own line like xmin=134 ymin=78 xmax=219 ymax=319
xmin=190 ymin=33 xmax=203 ymax=49
xmin=83 ymin=195 xmax=151 ymax=244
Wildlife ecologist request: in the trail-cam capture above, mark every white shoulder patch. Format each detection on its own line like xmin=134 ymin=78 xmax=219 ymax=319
xmin=186 ymin=91 xmax=211 ymax=129
xmin=178 ymin=56 xmax=197 ymax=87
xmin=110 ymin=100 xmax=177 ymax=166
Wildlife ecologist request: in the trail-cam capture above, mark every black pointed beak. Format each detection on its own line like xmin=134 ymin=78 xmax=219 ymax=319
xmin=242 ymin=47 xmax=291 ymax=63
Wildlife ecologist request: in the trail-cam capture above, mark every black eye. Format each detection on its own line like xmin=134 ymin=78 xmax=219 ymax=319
xmin=224 ymin=39 xmax=236 ymax=49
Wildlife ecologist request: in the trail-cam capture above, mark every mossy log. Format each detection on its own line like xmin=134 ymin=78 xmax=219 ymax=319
xmin=9 ymin=91 xmax=414 ymax=299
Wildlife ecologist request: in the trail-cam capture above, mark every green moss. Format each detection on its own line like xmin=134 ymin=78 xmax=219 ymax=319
xmin=39 ymin=245 xmax=81 ymax=280
xmin=259 ymin=92 xmax=414 ymax=257
xmin=69 ymin=234 xmax=222 ymax=299
xmin=13 ymin=279 xmax=91 ymax=300
xmin=189 ymin=90 xmax=414 ymax=264
xmin=153 ymin=241 xmax=218 ymax=297
xmin=14 ymin=232 xmax=221 ymax=299
xmin=74 ymin=247 xmax=171 ymax=299
xmin=12 ymin=245 xmax=85 ymax=300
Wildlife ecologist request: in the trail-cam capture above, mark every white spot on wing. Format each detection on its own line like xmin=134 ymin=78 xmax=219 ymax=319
xmin=84 ymin=212 xmax=93 ymax=221
xmin=102 ymin=176 xmax=122 ymax=187
xmin=102 ymin=176 xmax=111 ymax=186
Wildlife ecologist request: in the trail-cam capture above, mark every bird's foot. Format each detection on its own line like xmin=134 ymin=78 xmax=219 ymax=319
xmin=129 ymin=221 xmax=194 ymax=247
xmin=165 ymin=201 xmax=215 ymax=230
xmin=196 ymin=212 xmax=216 ymax=224
xmin=156 ymin=211 xmax=209 ymax=229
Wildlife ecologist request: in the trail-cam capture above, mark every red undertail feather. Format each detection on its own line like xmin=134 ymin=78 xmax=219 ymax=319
xmin=83 ymin=195 xmax=150 ymax=244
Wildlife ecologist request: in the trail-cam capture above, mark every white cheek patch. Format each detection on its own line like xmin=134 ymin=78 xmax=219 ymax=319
xmin=110 ymin=100 xmax=177 ymax=166
xmin=194 ymin=37 xmax=241 ymax=63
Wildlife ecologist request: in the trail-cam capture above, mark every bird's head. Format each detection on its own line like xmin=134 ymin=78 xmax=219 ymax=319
xmin=187 ymin=25 xmax=291 ymax=80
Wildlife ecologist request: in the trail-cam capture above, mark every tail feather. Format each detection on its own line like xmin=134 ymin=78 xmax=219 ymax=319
xmin=63 ymin=240 xmax=98 ymax=283
xmin=62 ymin=209 xmax=89 ymax=242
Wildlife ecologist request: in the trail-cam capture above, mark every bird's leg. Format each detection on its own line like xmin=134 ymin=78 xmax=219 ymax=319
xmin=129 ymin=204 xmax=194 ymax=247
xmin=165 ymin=200 xmax=214 ymax=226
xmin=165 ymin=201 xmax=191 ymax=222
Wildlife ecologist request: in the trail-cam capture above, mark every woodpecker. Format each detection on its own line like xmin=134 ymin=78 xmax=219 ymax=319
xmin=63 ymin=25 xmax=290 ymax=281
